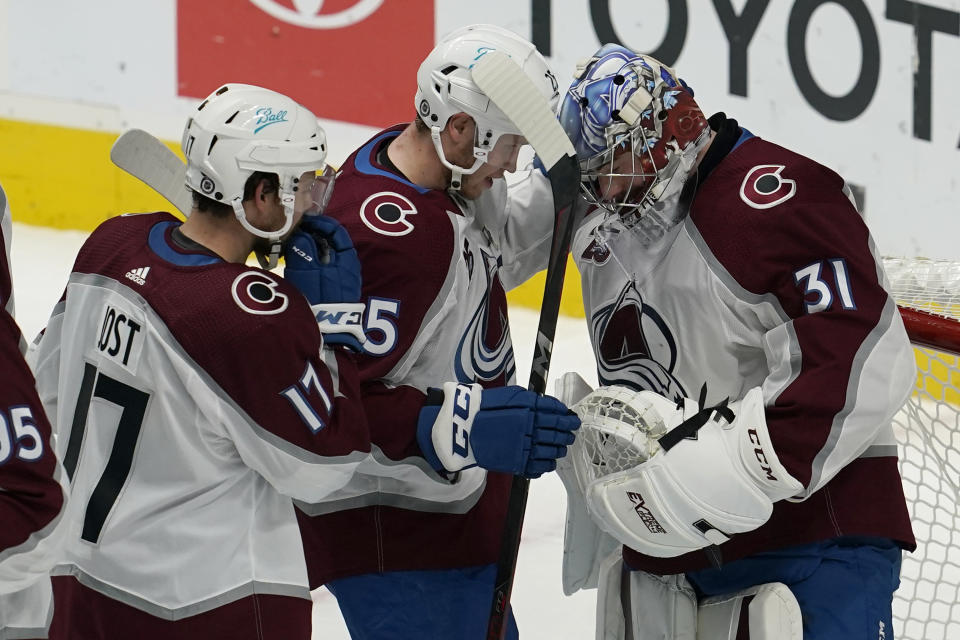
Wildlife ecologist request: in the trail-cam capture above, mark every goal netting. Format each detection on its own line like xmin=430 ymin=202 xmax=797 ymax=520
xmin=884 ymin=257 xmax=960 ymax=640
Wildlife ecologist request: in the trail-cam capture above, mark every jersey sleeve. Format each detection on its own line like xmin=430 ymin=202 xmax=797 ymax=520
xmin=0 ymin=218 xmax=69 ymax=594
xmin=493 ymin=168 xmax=560 ymax=291
xmin=697 ymin=150 xmax=916 ymax=496
xmin=183 ymin=272 xmax=481 ymax=507
xmin=757 ymin=227 xmax=915 ymax=496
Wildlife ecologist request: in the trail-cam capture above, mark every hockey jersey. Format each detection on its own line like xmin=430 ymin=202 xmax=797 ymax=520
xmin=572 ymin=118 xmax=916 ymax=574
xmin=296 ymin=125 xmax=556 ymax=586
xmin=0 ymin=183 xmax=69 ymax=637
xmin=29 ymin=212 xmax=481 ymax=635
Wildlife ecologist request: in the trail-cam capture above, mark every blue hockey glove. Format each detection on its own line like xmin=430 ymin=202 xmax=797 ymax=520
xmin=416 ymin=382 xmax=580 ymax=478
xmin=283 ymin=214 xmax=365 ymax=351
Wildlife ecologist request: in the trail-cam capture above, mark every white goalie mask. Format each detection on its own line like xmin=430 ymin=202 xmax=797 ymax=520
xmin=414 ymin=23 xmax=560 ymax=191
xmin=559 ymin=45 xmax=711 ymax=241
xmin=181 ymin=83 xmax=333 ymax=268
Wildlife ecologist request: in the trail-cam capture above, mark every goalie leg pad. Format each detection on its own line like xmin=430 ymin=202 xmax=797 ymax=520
xmin=697 ymin=582 xmax=802 ymax=640
xmin=555 ymin=372 xmax=621 ymax=594
xmin=596 ymin=552 xmax=698 ymax=640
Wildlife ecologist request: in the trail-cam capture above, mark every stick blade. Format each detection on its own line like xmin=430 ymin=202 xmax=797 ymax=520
xmin=470 ymin=50 xmax=576 ymax=172
xmin=110 ymin=129 xmax=192 ymax=216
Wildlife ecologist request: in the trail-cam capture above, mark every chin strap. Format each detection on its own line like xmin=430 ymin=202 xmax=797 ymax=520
xmin=256 ymin=240 xmax=282 ymax=270
xmin=232 ymin=197 xmax=291 ymax=271
xmin=430 ymin=124 xmax=485 ymax=193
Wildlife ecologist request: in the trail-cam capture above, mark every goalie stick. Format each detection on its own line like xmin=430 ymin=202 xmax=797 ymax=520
xmin=470 ymin=50 xmax=580 ymax=640
xmin=110 ymin=128 xmax=192 ymax=217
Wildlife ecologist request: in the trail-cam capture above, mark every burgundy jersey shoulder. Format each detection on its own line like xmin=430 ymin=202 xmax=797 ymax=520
xmin=326 ymin=126 xmax=462 ymax=377
xmin=690 ymin=137 xmax=877 ymax=316
xmin=73 ymin=212 xmax=355 ymax=455
xmin=328 ymin=125 xmax=458 ymax=279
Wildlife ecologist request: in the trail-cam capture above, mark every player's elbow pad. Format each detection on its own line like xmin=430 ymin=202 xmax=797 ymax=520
xmin=580 ymin=386 xmax=803 ymax=557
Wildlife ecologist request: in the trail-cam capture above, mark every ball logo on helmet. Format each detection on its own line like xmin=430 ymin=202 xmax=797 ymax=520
xmin=231 ymin=271 xmax=289 ymax=315
xmin=739 ymin=164 xmax=797 ymax=210
xmin=359 ymin=192 xmax=418 ymax=237
xmin=247 ymin=0 xmax=383 ymax=29
xmin=253 ymin=107 xmax=289 ymax=133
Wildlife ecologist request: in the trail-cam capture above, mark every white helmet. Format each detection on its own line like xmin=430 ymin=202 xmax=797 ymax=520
xmin=414 ymin=24 xmax=560 ymax=190
xmin=181 ymin=83 xmax=331 ymax=266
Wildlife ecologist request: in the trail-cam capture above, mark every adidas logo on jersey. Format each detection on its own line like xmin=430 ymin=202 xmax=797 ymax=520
xmin=125 ymin=266 xmax=150 ymax=286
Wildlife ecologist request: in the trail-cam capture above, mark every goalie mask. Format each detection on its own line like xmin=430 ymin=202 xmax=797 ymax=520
xmin=559 ymin=45 xmax=710 ymax=237
xmin=181 ymin=83 xmax=334 ymax=268
xmin=414 ymin=23 xmax=560 ymax=191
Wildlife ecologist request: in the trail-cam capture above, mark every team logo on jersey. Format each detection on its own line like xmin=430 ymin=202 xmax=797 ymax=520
xmin=739 ymin=164 xmax=797 ymax=210
xmin=247 ymin=0 xmax=383 ymax=29
xmin=231 ymin=271 xmax=289 ymax=315
xmin=582 ymin=237 xmax=612 ymax=266
xmin=455 ymin=249 xmax=515 ymax=384
xmin=359 ymin=192 xmax=418 ymax=236
xmin=592 ymin=282 xmax=687 ymax=402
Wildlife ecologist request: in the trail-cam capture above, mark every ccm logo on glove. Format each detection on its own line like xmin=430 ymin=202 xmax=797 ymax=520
xmin=451 ymin=384 xmax=473 ymax=458
xmin=748 ymin=428 xmax=778 ymax=482
xmin=417 ymin=382 xmax=579 ymax=478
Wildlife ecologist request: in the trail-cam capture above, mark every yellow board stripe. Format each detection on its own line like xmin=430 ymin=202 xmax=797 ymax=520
xmin=0 ymin=117 xmax=184 ymax=230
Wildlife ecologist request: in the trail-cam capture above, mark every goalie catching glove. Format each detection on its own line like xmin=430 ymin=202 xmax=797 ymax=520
xmin=417 ymin=382 xmax=580 ymax=478
xmin=574 ymin=386 xmax=803 ymax=557
xmin=283 ymin=214 xmax=366 ymax=351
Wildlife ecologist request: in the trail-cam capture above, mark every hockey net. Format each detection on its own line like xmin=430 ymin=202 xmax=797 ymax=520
xmin=884 ymin=257 xmax=960 ymax=640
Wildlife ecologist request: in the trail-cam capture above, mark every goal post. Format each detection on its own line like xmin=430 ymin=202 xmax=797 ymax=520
xmin=884 ymin=257 xmax=960 ymax=640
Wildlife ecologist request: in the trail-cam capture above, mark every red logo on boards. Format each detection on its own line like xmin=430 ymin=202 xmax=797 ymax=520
xmin=177 ymin=1 xmax=434 ymax=127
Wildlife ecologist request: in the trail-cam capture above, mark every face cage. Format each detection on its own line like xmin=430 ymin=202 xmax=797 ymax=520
xmin=580 ymin=124 xmax=709 ymax=231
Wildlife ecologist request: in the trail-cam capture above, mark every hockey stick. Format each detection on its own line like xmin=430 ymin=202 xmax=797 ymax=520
xmin=110 ymin=129 xmax=192 ymax=216
xmin=471 ymin=51 xmax=580 ymax=640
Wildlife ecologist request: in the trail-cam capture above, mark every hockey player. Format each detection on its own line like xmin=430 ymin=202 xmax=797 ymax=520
xmin=293 ymin=25 xmax=580 ymax=639
xmin=0 ymin=183 xmax=70 ymax=638
xmin=551 ymin=45 xmax=916 ymax=639
xmin=28 ymin=83 xmax=537 ymax=638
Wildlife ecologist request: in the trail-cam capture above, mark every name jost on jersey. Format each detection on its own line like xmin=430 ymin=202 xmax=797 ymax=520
xmin=96 ymin=301 xmax=145 ymax=373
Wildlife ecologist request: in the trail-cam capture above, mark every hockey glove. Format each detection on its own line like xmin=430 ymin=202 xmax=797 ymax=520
xmin=580 ymin=386 xmax=804 ymax=558
xmin=416 ymin=382 xmax=580 ymax=478
xmin=283 ymin=214 xmax=365 ymax=351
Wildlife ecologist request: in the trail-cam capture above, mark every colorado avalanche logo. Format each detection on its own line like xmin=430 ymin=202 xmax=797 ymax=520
xmin=582 ymin=237 xmax=612 ymax=266
xmin=359 ymin=192 xmax=417 ymax=236
xmin=455 ymin=250 xmax=515 ymax=384
xmin=739 ymin=165 xmax=797 ymax=210
xmin=231 ymin=271 xmax=289 ymax=315
xmin=591 ymin=282 xmax=686 ymax=401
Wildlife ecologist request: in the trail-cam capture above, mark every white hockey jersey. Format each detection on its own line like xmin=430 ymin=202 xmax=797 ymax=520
xmin=30 ymin=211 xmax=482 ymax=636
xmin=570 ymin=119 xmax=916 ymax=574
